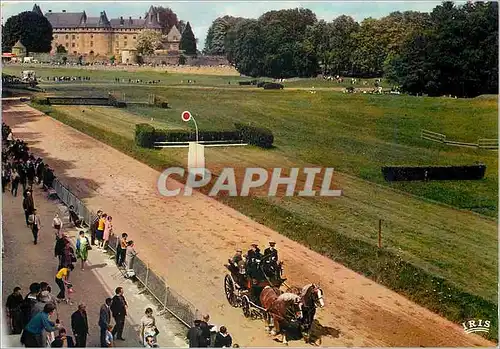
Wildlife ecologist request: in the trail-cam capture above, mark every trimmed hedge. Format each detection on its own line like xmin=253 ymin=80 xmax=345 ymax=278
xmin=155 ymin=130 xmax=242 ymax=142
xmin=135 ymin=123 xmax=156 ymax=148
xmin=235 ymin=123 xmax=274 ymax=148
xmin=263 ymin=83 xmax=284 ymax=90
xmin=134 ymin=123 xmax=274 ymax=149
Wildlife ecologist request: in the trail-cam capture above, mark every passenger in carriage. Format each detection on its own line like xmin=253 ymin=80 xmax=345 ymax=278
xmin=246 ymin=244 xmax=262 ymax=279
xmin=230 ymin=249 xmax=243 ymax=267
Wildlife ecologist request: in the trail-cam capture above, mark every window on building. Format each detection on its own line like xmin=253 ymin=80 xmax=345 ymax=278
xmin=72 ymin=35 xmax=75 ymax=39
xmin=90 ymin=41 xmax=93 ymax=47
xmin=133 ymin=36 xmax=136 ymax=39
xmin=91 ymin=35 xmax=94 ymax=38
xmin=55 ymin=35 xmax=58 ymax=39
xmin=65 ymin=35 xmax=69 ymax=39
xmin=72 ymin=43 xmax=75 ymax=47
xmin=124 ymin=35 xmax=127 ymax=40
xmin=73 ymin=51 xmax=77 ymax=55
xmin=65 ymin=42 xmax=69 ymax=47
xmin=124 ymin=42 xmax=127 ymax=47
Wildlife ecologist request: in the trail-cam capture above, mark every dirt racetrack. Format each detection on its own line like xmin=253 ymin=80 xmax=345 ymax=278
xmin=3 ymin=101 xmax=494 ymax=347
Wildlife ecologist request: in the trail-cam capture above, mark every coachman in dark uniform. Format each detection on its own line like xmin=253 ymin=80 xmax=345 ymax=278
xmin=263 ymin=241 xmax=286 ymax=283
xmin=246 ymin=244 xmax=262 ymax=280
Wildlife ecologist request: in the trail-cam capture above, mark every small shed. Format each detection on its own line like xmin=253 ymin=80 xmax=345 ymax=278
xmin=11 ymin=40 xmax=27 ymax=58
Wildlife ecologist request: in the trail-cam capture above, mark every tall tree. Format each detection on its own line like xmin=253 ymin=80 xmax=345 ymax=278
xmin=2 ymin=11 xmax=53 ymax=53
xmin=229 ymin=19 xmax=265 ymax=77
xmin=135 ymin=29 xmax=163 ymax=55
xmin=149 ymin=6 xmax=179 ymax=34
xmin=351 ymin=18 xmax=387 ymax=76
xmin=204 ymin=16 xmax=245 ymax=55
xmin=387 ymin=1 xmax=498 ymax=97
xmin=328 ymin=15 xmax=360 ymax=75
xmin=180 ymin=21 xmax=197 ymax=55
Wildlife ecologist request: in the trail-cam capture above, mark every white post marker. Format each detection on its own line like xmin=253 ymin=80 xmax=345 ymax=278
xmin=182 ymin=110 xmax=205 ymax=179
xmin=181 ymin=110 xmax=198 ymax=144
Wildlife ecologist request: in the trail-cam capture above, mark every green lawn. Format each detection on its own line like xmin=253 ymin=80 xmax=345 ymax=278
xmin=12 ymin=65 xmax=498 ymax=340
xmin=3 ymin=65 xmax=384 ymax=88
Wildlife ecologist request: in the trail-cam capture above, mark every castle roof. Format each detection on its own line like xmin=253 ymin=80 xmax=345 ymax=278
xmin=166 ymin=25 xmax=181 ymax=41
xmin=32 ymin=4 xmax=43 ymax=16
xmin=41 ymin=6 xmax=162 ymax=30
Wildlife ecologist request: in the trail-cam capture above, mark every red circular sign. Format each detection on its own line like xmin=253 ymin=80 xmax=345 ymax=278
xmin=181 ymin=111 xmax=191 ymax=122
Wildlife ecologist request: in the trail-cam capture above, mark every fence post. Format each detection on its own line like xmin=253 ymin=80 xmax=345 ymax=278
xmin=138 ymin=263 xmax=150 ymax=295
xmin=378 ymin=219 xmax=382 ymax=248
xmin=158 ymin=285 xmax=169 ymax=316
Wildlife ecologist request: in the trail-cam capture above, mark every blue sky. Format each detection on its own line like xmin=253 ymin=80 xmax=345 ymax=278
xmin=1 ymin=1 xmax=458 ymax=49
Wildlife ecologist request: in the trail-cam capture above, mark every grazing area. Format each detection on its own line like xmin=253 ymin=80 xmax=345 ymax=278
xmin=19 ymin=66 xmax=498 ymax=341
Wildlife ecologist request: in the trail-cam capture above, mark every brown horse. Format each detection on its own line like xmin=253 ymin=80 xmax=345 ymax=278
xmin=259 ymin=286 xmax=303 ymax=345
xmin=298 ymin=284 xmax=325 ymax=344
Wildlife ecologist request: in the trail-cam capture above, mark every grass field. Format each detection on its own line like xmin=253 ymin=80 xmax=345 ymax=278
xmin=7 ymin=65 xmax=497 ymax=339
xmin=3 ymin=65 xmax=385 ymax=89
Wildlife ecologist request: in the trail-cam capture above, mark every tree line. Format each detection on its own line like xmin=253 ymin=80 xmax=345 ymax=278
xmin=204 ymin=1 xmax=498 ymax=97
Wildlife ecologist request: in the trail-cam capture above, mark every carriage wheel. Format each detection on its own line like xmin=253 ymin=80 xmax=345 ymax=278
xmin=224 ymin=275 xmax=238 ymax=307
xmin=241 ymin=296 xmax=251 ymax=318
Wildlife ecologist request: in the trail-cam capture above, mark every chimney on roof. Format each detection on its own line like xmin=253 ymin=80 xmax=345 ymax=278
xmin=139 ymin=16 xmax=142 ymax=19
xmin=62 ymin=10 xmax=66 ymax=12
xmin=120 ymin=16 xmax=124 ymax=25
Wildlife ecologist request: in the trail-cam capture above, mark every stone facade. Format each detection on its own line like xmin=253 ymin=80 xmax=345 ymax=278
xmin=33 ymin=4 xmax=181 ymax=58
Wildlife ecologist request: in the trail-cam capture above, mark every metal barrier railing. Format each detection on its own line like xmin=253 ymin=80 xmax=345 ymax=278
xmin=52 ymin=178 xmax=199 ymax=328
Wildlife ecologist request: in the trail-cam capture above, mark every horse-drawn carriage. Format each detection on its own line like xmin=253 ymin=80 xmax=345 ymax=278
xmin=224 ymin=254 xmax=325 ymax=345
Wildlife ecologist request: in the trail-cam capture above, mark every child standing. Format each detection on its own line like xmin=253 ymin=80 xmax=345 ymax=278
xmin=105 ymin=324 xmax=114 ymax=347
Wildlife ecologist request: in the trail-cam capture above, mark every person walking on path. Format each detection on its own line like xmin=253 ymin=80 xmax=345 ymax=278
xmin=99 ymin=298 xmax=112 ymax=347
xmin=21 ymin=303 xmax=59 ymax=348
xmin=28 ymin=209 xmax=41 ymax=245
xmin=214 ymin=326 xmax=232 ymax=348
xmin=95 ymin=213 xmax=107 ymax=248
xmin=55 ymin=265 xmax=73 ymax=304
xmin=71 ymin=304 xmax=89 ymax=348
xmin=76 ymin=231 xmax=91 ymax=271
xmin=140 ymin=308 xmax=158 ymax=346
xmin=59 ymin=238 xmax=76 ymax=270
xmin=23 ymin=189 xmax=35 ymax=226
xmin=52 ymin=214 xmax=63 ymax=240
xmin=100 ymin=215 xmax=113 ymax=251
xmin=110 ymin=287 xmax=127 ymax=341
xmin=125 ymin=240 xmax=137 ymax=271
xmin=21 ymin=283 xmax=41 ymax=328
xmin=199 ymin=314 xmax=214 ymax=347
xmin=187 ymin=320 xmax=203 ymax=348
xmin=11 ymin=168 xmax=20 ymax=196
xmin=116 ymin=233 xmax=128 ymax=267
xmin=50 ymin=328 xmax=75 ymax=347
xmin=91 ymin=210 xmax=103 ymax=246
xmin=5 ymin=286 xmax=24 ymax=334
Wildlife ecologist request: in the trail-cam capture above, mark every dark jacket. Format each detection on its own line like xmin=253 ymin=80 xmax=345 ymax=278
xmin=264 ymin=247 xmax=278 ymax=261
xmin=213 ymin=332 xmax=232 ymax=348
xmin=110 ymin=295 xmax=127 ymax=318
xmin=71 ymin=310 xmax=88 ymax=335
xmin=51 ymin=335 xmax=75 ymax=347
xmin=187 ymin=325 xmax=203 ymax=348
xmin=199 ymin=321 xmax=212 ymax=347
xmin=98 ymin=304 xmax=111 ymax=328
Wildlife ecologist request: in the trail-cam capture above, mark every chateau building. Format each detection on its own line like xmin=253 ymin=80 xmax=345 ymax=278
xmin=32 ymin=4 xmax=181 ymax=58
